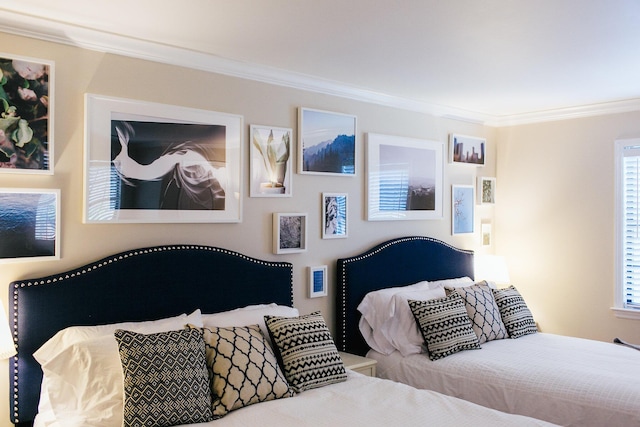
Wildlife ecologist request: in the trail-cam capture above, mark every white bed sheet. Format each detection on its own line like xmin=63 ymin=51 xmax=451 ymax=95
xmin=36 ymin=371 xmax=556 ymax=427
xmin=368 ymin=333 xmax=640 ymax=427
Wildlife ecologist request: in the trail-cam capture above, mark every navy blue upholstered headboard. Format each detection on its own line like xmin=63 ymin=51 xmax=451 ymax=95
xmin=336 ymin=236 xmax=474 ymax=356
xmin=8 ymin=245 xmax=293 ymax=427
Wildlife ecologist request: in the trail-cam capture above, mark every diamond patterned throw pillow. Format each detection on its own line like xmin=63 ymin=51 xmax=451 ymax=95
xmin=408 ymin=294 xmax=481 ymax=360
xmin=492 ymin=285 xmax=538 ymax=338
xmin=446 ymin=282 xmax=508 ymax=344
xmin=114 ymin=328 xmax=213 ymax=427
xmin=195 ymin=324 xmax=293 ymax=418
xmin=265 ymin=311 xmax=347 ymax=392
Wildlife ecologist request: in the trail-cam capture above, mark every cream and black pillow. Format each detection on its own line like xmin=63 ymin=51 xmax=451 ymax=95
xmin=265 ymin=311 xmax=347 ymax=392
xmin=446 ymin=282 xmax=508 ymax=344
xmin=114 ymin=328 xmax=213 ymax=427
xmin=492 ymin=285 xmax=538 ymax=338
xmin=408 ymin=294 xmax=481 ymax=360
xmin=195 ymin=324 xmax=293 ymax=418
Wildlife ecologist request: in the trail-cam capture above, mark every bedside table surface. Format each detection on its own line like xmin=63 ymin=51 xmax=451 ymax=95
xmin=339 ymin=351 xmax=377 ymax=370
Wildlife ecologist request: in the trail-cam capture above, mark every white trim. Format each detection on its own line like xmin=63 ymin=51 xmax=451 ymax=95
xmin=2 ymin=9 xmax=640 ymax=127
xmin=611 ymin=307 xmax=640 ymax=320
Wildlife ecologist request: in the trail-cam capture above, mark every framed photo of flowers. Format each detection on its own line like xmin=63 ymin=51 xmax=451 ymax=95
xmin=249 ymin=124 xmax=292 ymax=197
xmin=0 ymin=188 xmax=60 ymax=262
xmin=84 ymin=94 xmax=242 ymax=223
xmin=273 ymin=213 xmax=307 ymax=254
xmin=452 ymin=185 xmax=475 ymax=235
xmin=298 ymin=107 xmax=356 ymax=176
xmin=0 ymin=54 xmax=54 ymax=174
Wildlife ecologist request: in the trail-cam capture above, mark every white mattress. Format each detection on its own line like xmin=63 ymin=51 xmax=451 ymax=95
xmin=368 ymin=333 xmax=640 ymax=427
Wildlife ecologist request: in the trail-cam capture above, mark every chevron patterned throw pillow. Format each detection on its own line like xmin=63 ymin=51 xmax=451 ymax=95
xmin=492 ymin=285 xmax=538 ymax=338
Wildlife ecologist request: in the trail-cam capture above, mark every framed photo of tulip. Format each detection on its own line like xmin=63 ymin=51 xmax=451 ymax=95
xmin=0 ymin=54 xmax=54 ymax=174
xmin=250 ymin=124 xmax=292 ymax=197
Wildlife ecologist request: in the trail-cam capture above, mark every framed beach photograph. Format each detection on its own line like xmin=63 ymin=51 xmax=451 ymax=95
xmin=478 ymin=176 xmax=496 ymax=204
xmin=366 ymin=133 xmax=444 ymax=221
xmin=0 ymin=188 xmax=60 ymax=262
xmin=449 ymin=134 xmax=486 ymax=166
xmin=322 ymin=192 xmax=347 ymax=239
xmin=308 ymin=265 xmax=328 ymax=298
xmin=452 ymin=185 xmax=475 ymax=235
xmin=84 ymin=94 xmax=242 ymax=223
xmin=250 ymin=124 xmax=292 ymax=197
xmin=0 ymin=54 xmax=54 ymax=174
xmin=273 ymin=213 xmax=307 ymax=254
xmin=298 ymin=107 xmax=356 ymax=176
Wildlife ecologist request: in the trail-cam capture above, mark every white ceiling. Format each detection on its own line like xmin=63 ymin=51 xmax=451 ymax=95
xmin=2 ymin=0 xmax=640 ymax=126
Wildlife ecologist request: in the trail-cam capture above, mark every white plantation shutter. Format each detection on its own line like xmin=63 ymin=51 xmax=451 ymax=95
xmin=616 ymin=139 xmax=640 ymax=312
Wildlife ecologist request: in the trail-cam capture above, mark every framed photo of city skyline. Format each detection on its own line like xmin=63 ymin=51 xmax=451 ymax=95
xmin=366 ymin=133 xmax=444 ymax=221
xmin=449 ymin=134 xmax=486 ymax=166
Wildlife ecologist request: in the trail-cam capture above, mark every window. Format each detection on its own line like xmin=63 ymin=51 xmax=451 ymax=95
xmin=614 ymin=138 xmax=640 ymax=319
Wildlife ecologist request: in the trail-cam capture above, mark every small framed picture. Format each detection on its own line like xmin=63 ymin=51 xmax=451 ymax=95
xmin=250 ymin=124 xmax=292 ymax=197
xmin=309 ymin=265 xmax=328 ymax=298
xmin=322 ymin=192 xmax=347 ymax=239
xmin=449 ymin=134 xmax=486 ymax=166
xmin=481 ymin=222 xmax=492 ymax=246
xmin=273 ymin=213 xmax=307 ymax=254
xmin=478 ymin=176 xmax=496 ymax=204
xmin=452 ymin=185 xmax=475 ymax=235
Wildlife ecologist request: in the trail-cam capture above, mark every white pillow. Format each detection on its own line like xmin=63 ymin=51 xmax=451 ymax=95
xmin=357 ymin=277 xmax=473 ymax=354
xmin=202 ymin=303 xmax=298 ymax=347
xmin=34 ymin=310 xmax=202 ymax=427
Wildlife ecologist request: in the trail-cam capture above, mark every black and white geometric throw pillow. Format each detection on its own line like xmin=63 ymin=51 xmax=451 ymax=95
xmin=408 ymin=294 xmax=481 ymax=361
xmin=265 ymin=311 xmax=347 ymax=392
xmin=196 ymin=324 xmax=293 ymax=418
xmin=492 ymin=285 xmax=538 ymax=338
xmin=446 ymin=282 xmax=508 ymax=344
xmin=114 ymin=328 xmax=213 ymax=427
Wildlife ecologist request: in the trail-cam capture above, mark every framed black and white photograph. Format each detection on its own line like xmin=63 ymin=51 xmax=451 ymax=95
xmin=478 ymin=176 xmax=496 ymax=204
xmin=250 ymin=124 xmax=292 ymax=197
xmin=273 ymin=212 xmax=307 ymax=254
xmin=366 ymin=133 xmax=444 ymax=221
xmin=0 ymin=188 xmax=60 ymax=262
xmin=449 ymin=134 xmax=486 ymax=166
xmin=298 ymin=107 xmax=356 ymax=176
xmin=322 ymin=192 xmax=347 ymax=239
xmin=309 ymin=265 xmax=328 ymax=298
xmin=452 ymin=185 xmax=475 ymax=235
xmin=0 ymin=54 xmax=54 ymax=174
xmin=84 ymin=94 xmax=242 ymax=223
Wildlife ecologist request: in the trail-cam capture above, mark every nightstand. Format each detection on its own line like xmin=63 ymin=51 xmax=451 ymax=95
xmin=339 ymin=351 xmax=377 ymax=377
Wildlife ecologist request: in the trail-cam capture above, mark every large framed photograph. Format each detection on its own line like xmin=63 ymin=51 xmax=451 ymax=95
xmin=452 ymin=185 xmax=475 ymax=235
xmin=366 ymin=133 xmax=444 ymax=221
xmin=449 ymin=134 xmax=486 ymax=166
xmin=0 ymin=54 xmax=54 ymax=174
xmin=298 ymin=107 xmax=356 ymax=176
xmin=478 ymin=176 xmax=496 ymax=204
xmin=0 ymin=188 xmax=60 ymax=262
xmin=249 ymin=124 xmax=292 ymax=197
xmin=322 ymin=192 xmax=347 ymax=239
xmin=84 ymin=94 xmax=242 ymax=223
xmin=308 ymin=265 xmax=328 ymax=298
xmin=273 ymin=213 xmax=307 ymax=254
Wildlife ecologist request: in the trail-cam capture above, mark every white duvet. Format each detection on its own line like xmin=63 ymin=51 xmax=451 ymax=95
xmin=368 ymin=333 xmax=640 ymax=427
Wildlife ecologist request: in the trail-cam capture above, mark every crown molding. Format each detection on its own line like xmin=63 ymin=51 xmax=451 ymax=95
xmin=2 ymin=9 xmax=639 ymax=128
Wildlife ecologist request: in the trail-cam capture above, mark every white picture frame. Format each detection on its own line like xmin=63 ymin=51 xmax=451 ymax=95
xmin=322 ymin=192 xmax=348 ymax=239
xmin=449 ymin=134 xmax=486 ymax=166
xmin=249 ymin=124 xmax=293 ymax=197
xmin=273 ymin=212 xmax=308 ymax=254
xmin=84 ymin=94 xmax=242 ymax=223
xmin=452 ymin=185 xmax=475 ymax=235
xmin=481 ymin=222 xmax=492 ymax=246
xmin=309 ymin=265 xmax=328 ymax=298
xmin=478 ymin=176 xmax=496 ymax=204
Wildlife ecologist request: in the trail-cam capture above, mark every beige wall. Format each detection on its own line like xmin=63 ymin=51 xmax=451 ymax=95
xmin=496 ymin=112 xmax=640 ymax=343
xmin=0 ymin=33 xmax=498 ymax=425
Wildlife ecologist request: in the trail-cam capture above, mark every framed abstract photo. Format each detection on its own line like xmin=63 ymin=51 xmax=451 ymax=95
xmin=84 ymin=94 xmax=242 ymax=223
xmin=366 ymin=133 xmax=444 ymax=220
xmin=298 ymin=107 xmax=356 ymax=176
xmin=0 ymin=54 xmax=54 ymax=174
xmin=273 ymin=213 xmax=307 ymax=254
xmin=449 ymin=134 xmax=486 ymax=166
xmin=322 ymin=192 xmax=347 ymax=239
xmin=249 ymin=124 xmax=292 ymax=197
xmin=309 ymin=265 xmax=328 ymax=298
xmin=0 ymin=188 xmax=60 ymax=262
xmin=452 ymin=185 xmax=475 ymax=235
xmin=478 ymin=176 xmax=496 ymax=204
